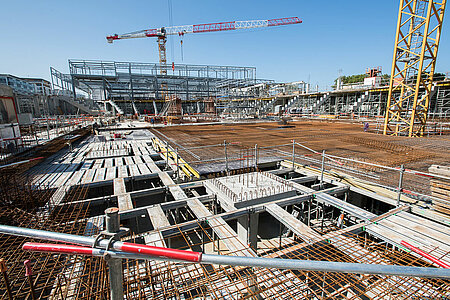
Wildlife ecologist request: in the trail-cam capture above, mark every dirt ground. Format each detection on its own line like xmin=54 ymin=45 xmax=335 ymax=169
xmin=151 ymin=120 xmax=450 ymax=194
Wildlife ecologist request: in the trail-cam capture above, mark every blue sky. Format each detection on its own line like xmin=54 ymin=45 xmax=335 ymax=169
xmin=1 ymin=0 xmax=449 ymax=90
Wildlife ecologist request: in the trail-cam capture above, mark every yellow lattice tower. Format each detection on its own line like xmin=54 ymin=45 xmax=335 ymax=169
xmin=384 ymin=0 xmax=446 ymax=136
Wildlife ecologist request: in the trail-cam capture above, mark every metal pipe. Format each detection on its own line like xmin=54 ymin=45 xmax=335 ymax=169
xmin=0 ymin=225 xmax=202 ymax=262
xmin=254 ymin=144 xmax=258 ymax=171
xmin=165 ymin=140 xmax=169 ymax=170
xmin=397 ymin=164 xmax=404 ymax=206
xmin=324 ymin=152 xmax=399 ymax=172
xmin=320 ymin=150 xmax=325 ymax=189
xmin=46 ymin=116 xmax=50 ymax=140
xmin=0 ymin=157 xmax=43 ymax=170
xmin=201 ymin=254 xmax=450 ymax=279
xmin=176 ymin=147 xmax=179 ymax=182
xmin=21 ymin=242 xmax=450 ymax=279
xmin=292 ymin=139 xmax=295 ymax=168
xmin=105 ymin=208 xmax=124 ymax=300
xmin=224 ymin=140 xmax=228 ymax=174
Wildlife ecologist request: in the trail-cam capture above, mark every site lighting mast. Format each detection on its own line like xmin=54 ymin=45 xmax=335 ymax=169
xmin=106 ymin=17 xmax=302 ymax=78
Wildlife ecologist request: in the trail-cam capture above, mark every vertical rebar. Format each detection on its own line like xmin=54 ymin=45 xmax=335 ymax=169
xmin=397 ymin=164 xmax=405 ymax=207
xmin=320 ymin=150 xmax=325 ymax=190
xmin=24 ymin=260 xmax=36 ymax=300
xmin=105 ymin=207 xmax=124 ymax=300
xmin=0 ymin=259 xmax=13 ymax=300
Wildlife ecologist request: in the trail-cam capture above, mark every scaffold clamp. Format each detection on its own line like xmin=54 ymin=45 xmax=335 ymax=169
xmin=93 ymin=227 xmax=130 ymax=252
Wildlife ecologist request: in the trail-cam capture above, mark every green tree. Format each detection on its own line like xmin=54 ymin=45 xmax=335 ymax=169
xmin=334 ymin=74 xmax=366 ymax=86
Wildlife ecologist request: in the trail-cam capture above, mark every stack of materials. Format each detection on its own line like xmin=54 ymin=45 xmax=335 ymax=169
xmin=428 ymin=164 xmax=450 ymax=216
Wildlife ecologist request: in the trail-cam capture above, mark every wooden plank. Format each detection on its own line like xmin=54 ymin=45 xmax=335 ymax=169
xmin=115 ymin=157 xmax=124 ymax=166
xmin=146 ymin=160 xmax=161 ymax=174
xmin=124 ymin=157 xmax=134 ymax=166
xmin=52 ymin=173 xmax=72 ymax=188
xmin=79 ymin=161 xmax=93 ymax=170
xmin=105 ymin=167 xmax=117 ymax=181
xmin=431 ymin=186 xmax=450 ymax=197
xmin=104 ymin=158 xmax=113 ymax=169
xmin=36 ymin=164 xmax=61 ymax=185
xmin=141 ymin=155 xmax=153 ymax=163
xmin=68 ymin=170 xmax=85 ymax=186
xmin=398 ymin=211 xmax=450 ymax=236
xmin=387 ymin=214 xmax=450 ymax=245
xmin=93 ymin=159 xmax=103 ymax=169
xmin=186 ymin=198 xmax=210 ymax=217
xmin=144 ymin=232 xmax=165 ymax=247
xmin=183 ymin=198 xmax=256 ymax=256
xmin=114 ymin=178 xmax=127 ymax=195
xmin=431 ymin=181 xmax=450 ymax=191
xmin=147 ymin=205 xmax=170 ymax=228
xmin=81 ymin=169 xmax=96 ymax=184
xmin=375 ymin=219 xmax=450 ymax=252
xmin=118 ymin=194 xmax=133 ymax=211
xmin=137 ymin=163 xmax=151 ymax=175
xmin=118 ymin=166 xmax=128 ymax=178
xmin=265 ymin=203 xmax=321 ymax=243
xmin=93 ymin=168 xmax=106 ymax=182
xmin=129 ymin=164 xmax=140 ymax=177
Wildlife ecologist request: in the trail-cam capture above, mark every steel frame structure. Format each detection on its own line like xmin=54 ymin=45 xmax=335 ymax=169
xmin=384 ymin=0 xmax=447 ymax=136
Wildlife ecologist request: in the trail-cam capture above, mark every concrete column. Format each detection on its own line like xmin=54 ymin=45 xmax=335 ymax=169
xmin=237 ymin=212 xmax=259 ymax=251
xmin=105 ymin=207 xmax=124 ymax=300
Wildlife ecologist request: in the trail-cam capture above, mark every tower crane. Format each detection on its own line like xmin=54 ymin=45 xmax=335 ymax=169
xmin=106 ymin=17 xmax=302 ymax=77
xmin=383 ymin=0 xmax=446 ymax=137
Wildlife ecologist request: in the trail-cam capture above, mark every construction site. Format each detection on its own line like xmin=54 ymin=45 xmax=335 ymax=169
xmin=1 ymin=1 xmax=450 ymax=299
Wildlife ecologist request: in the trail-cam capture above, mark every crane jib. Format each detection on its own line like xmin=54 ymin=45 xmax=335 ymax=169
xmin=268 ymin=17 xmax=302 ymax=26
xmin=106 ymin=17 xmax=302 ymax=41
xmin=193 ymin=21 xmax=236 ymax=33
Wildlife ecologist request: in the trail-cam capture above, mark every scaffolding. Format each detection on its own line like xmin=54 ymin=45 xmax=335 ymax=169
xmin=49 ymin=60 xmax=275 ymax=116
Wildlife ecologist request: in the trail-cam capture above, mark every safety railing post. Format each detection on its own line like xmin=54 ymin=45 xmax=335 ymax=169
xmin=105 ymin=208 xmax=124 ymax=300
xmin=320 ymin=150 xmax=325 ymax=189
xmin=397 ymin=165 xmax=405 ymax=207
